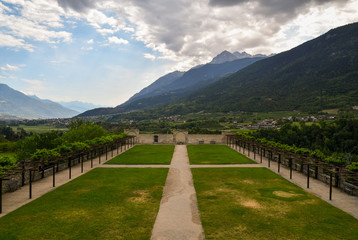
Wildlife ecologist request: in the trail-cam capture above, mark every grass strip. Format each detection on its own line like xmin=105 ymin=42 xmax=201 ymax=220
xmin=192 ymin=167 xmax=358 ymax=240
xmin=106 ymin=145 xmax=174 ymax=164
xmin=0 ymin=168 xmax=168 ymax=240
xmin=187 ymin=145 xmax=256 ymax=164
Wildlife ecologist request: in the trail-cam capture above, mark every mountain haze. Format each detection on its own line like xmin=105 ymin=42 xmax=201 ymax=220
xmin=59 ymin=101 xmax=103 ymax=113
xmin=0 ymin=84 xmax=79 ymax=119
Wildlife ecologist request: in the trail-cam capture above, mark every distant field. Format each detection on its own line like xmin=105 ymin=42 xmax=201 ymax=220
xmin=0 ymin=152 xmax=16 ymax=158
xmin=106 ymin=145 xmax=175 ymax=164
xmin=187 ymin=145 xmax=256 ymax=164
xmin=11 ymin=124 xmax=68 ymax=133
xmin=322 ymin=109 xmax=340 ymax=114
xmin=0 ymin=168 xmax=168 ymax=240
xmin=192 ymin=168 xmax=358 ymax=240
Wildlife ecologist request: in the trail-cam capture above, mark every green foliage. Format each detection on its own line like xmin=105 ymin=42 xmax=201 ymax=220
xmin=55 ymin=144 xmax=72 ymax=153
xmin=70 ymin=142 xmax=90 ymax=151
xmin=237 ymin=122 xmax=354 ymax=166
xmin=62 ymin=122 xmax=108 ymax=143
xmin=0 ymin=156 xmax=17 ymax=175
xmin=16 ymin=132 xmax=62 ymax=161
xmin=349 ymin=162 xmax=358 ymax=171
xmin=31 ymin=149 xmax=60 ymax=162
xmin=0 ymin=141 xmax=17 ymax=152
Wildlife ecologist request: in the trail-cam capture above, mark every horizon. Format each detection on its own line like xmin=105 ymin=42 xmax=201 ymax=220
xmin=1 ymin=0 xmax=358 ymax=107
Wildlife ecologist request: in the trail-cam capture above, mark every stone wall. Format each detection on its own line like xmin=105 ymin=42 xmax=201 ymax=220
xmin=124 ymin=129 xmax=236 ymax=145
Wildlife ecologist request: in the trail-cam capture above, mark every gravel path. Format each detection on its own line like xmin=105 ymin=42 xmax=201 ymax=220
xmin=230 ymin=146 xmax=358 ymax=219
xmin=0 ymin=146 xmax=132 ymax=217
xmin=151 ymin=145 xmax=205 ymax=240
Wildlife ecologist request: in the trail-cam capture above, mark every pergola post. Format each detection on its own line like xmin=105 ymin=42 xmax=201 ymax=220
xmin=307 ymin=164 xmax=310 ymax=188
xmin=278 ymin=154 xmax=281 ymax=173
xmin=329 ymin=172 xmax=333 ymax=200
xmin=53 ymin=165 xmax=56 ymax=187
xmin=29 ymin=169 xmax=32 ymax=199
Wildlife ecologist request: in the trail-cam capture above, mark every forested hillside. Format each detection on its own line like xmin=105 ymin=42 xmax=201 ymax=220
xmin=167 ymin=22 xmax=358 ymax=114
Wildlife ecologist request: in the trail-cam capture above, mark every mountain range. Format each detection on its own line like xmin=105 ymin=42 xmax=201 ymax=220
xmin=79 ymin=51 xmax=267 ymax=117
xmin=0 ymin=85 xmax=104 ymax=119
xmin=80 ymin=21 xmax=358 ymax=118
xmin=0 ymin=84 xmax=79 ymax=119
xmin=175 ymin=22 xmax=358 ymax=113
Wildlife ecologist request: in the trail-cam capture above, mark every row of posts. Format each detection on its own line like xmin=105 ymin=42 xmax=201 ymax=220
xmin=0 ymin=136 xmax=135 ymax=214
xmin=227 ymin=135 xmax=339 ymax=201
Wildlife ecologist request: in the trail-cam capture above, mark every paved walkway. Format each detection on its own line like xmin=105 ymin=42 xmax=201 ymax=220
xmin=151 ymin=145 xmax=205 ymax=240
xmin=0 ymin=146 xmax=132 ymax=217
xmin=229 ymin=145 xmax=358 ymax=219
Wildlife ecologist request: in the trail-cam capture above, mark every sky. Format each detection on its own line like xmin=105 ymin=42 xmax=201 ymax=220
xmin=0 ymin=0 xmax=358 ymax=107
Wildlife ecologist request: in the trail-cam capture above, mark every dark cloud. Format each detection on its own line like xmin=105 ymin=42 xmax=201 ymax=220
xmin=209 ymin=0 xmax=249 ymax=7
xmin=57 ymin=0 xmax=96 ymax=12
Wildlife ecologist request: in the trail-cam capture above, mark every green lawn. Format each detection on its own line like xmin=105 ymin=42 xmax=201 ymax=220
xmin=0 ymin=168 xmax=168 ymax=240
xmin=106 ymin=145 xmax=174 ymax=164
xmin=192 ymin=168 xmax=358 ymax=240
xmin=187 ymin=145 xmax=256 ymax=164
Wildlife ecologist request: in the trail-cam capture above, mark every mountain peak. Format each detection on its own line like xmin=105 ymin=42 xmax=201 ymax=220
xmin=210 ymin=50 xmax=238 ymax=64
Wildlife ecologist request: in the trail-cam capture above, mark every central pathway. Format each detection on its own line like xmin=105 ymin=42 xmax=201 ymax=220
xmin=151 ymin=145 xmax=205 ymax=240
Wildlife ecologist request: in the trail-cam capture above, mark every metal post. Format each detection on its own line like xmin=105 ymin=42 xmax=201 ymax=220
xmin=248 ymin=143 xmax=250 ymax=157
xmin=278 ymin=154 xmax=281 ymax=173
xmin=329 ymin=172 xmax=333 ymax=200
xmin=29 ymin=170 xmax=32 ymax=199
xmin=106 ymin=146 xmax=108 ymax=160
xmin=0 ymin=179 xmax=3 ymax=214
xmin=121 ymin=142 xmax=123 ymax=152
xmin=81 ymin=154 xmax=84 ymax=173
xmin=307 ymin=164 xmax=310 ymax=188
xmin=315 ymin=166 xmax=318 ymax=179
xmin=268 ymin=151 xmax=271 ymax=168
xmin=117 ymin=143 xmax=119 ymax=154
xmin=99 ymin=149 xmax=101 ymax=164
xmin=68 ymin=159 xmax=71 ymax=179
xmin=260 ymin=148 xmax=263 ymax=163
xmin=289 ymin=158 xmax=293 ymax=179
xmin=91 ymin=155 xmax=93 ymax=168
xmin=22 ymin=165 xmax=25 ymax=186
xmin=254 ymin=146 xmax=256 ymax=160
xmin=53 ymin=165 xmax=56 ymax=187
xmin=111 ymin=146 xmax=113 ymax=157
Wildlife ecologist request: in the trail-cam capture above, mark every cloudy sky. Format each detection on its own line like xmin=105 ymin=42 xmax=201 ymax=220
xmin=1 ymin=0 xmax=357 ymax=107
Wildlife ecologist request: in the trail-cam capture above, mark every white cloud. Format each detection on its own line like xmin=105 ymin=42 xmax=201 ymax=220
xmin=87 ymin=39 xmax=94 ymax=44
xmin=1 ymin=64 xmax=20 ymax=71
xmin=81 ymin=46 xmax=93 ymax=51
xmin=144 ymin=53 xmax=156 ymax=61
xmin=22 ymin=78 xmax=46 ymax=95
xmin=108 ymin=36 xmax=129 ymax=45
xmin=0 ymin=32 xmax=34 ymax=52
xmin=98 ymin=0 xmax=358 ymax=70
xmin=0 ymin=0 xmax=72 ymax=52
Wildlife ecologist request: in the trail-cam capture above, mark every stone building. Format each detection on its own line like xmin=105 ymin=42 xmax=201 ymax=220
xmin=124 ymin=129 xmax=235 ymax=145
